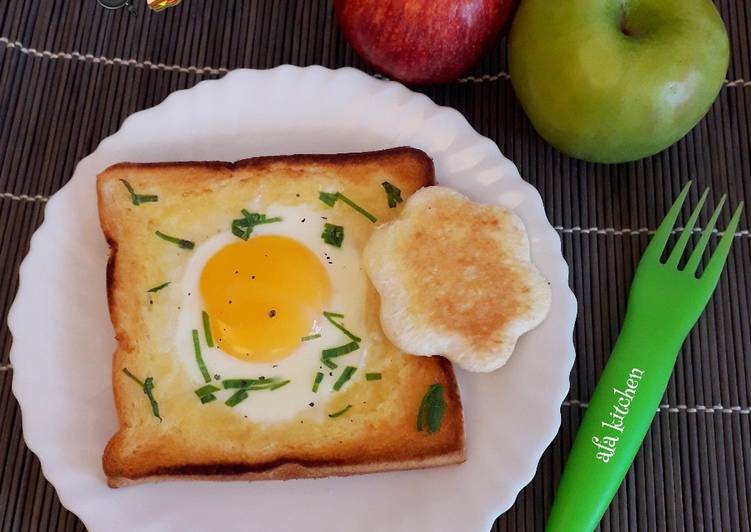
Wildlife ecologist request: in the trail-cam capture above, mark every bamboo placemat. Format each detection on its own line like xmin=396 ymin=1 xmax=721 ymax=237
xmin=0 ymin=1 xmax=749 ymax=530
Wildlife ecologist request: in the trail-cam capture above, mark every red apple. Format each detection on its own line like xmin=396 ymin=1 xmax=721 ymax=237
xmin=334 ymin=0 xmax=518 ymax=85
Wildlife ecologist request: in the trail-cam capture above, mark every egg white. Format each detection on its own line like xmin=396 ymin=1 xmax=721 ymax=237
xmin=175 ymin=204 xmax=369 ymax=423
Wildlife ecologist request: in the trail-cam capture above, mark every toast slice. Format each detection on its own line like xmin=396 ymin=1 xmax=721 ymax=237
xmin=97 ymin=147 xmax=465 ymax=487
xmin=364 ymin=186 xmax=551 ymax=372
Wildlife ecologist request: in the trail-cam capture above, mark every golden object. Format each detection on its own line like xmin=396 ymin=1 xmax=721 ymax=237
xmin=147 ymin=0 xmax=182 ymax=11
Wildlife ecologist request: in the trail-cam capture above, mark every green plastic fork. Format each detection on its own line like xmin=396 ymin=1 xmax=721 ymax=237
xmin=546 ymin=182 xmax=744 ymax=532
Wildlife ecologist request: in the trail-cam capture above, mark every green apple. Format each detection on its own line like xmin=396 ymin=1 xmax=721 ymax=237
xmin=508 ymin=0 xmax=729 ymax=164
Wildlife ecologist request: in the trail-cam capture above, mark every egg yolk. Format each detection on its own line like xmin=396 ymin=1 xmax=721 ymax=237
xmin=199 ymin=235 xmax=331 ymax=363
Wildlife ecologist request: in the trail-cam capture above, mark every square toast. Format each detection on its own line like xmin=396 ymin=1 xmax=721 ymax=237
xmin=97 ymin=147 xmax=465 ymax=487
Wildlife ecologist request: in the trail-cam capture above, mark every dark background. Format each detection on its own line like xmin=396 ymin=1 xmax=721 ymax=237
xmin=0 ymin=1 xmax=749 ymax=530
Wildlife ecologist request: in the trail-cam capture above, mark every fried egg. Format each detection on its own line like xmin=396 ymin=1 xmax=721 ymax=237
xmin=175 ymin=204 xmax=369 ymax=423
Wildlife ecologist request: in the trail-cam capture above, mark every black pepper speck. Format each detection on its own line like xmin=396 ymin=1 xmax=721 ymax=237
xmin=268 ymin=309 xmax=277 ymax=318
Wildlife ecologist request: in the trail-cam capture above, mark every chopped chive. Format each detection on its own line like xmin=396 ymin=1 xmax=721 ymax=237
xmin=120 ymin=179 xmax=158 ymax=206
xmin=328 ymin=404 xmax=352 ymax=418
xmin=318 ymin=191 xmax=377 ymax=223
xmin=225 ymin=389 xmax=249 ymax=407
xmin=220 ymin=377 xmax=289 ymax=393
xmin=322 ymin=341 xmax=360 ymax=359
xmin=333 ymin=366 xmax=357 ymax=391
xmin=155 ymin=230 xmax=194 ymax=249
xmin=269 ymin=379 xmax=291 ymax=391
xmin=120 ymin=179 xmax=135 ymax=195
xmin=365 ymin=373 xmax=382 ymax=381
xmin=230 ymin=210 xmax=283 ymax=241
xmin=319 ymin=191 xmax=338 ymax=207
xmin=192 ymin=329 xmax=211 ymax=383
xmin=312 ymin=372 xmax=324 ymax=392
xmin=201 ymin=310 xmax=214 ymax=347
xmin=134 ymin=194 xmax=158 ymax=204
xmin=200 ymin=394 xmax=217 ymax=404
xmin=301 ymin=333 xmax=321 ymax=342
xmin=321 ymin=223 xmax=344 ymax=247
xmin=321 ymin=357 xmax=338 ymax=370
xmin=242 ymin=209 xmax=283 ymax=225
xmin=336 ymin=193 xmax=377 ymax=223
xmin=194 ymin=384 xmax=220 ymax=398
xmin=323 ymin=311 xmax=361 ymax=343
xmin=381 ymin=181 xmax=403 ymax=208
xmin=122 ymin=369 xmax=161 ymax=421
xmin=122 ymin=367 xmax=144 ymax=387
xmin=146 ymin=281 xmax=170 ymax=293
xmin=427 ymin=390 xmax=446 ymax=432
xmin=222 ymin=378 xmax=273 ymax=389
xmin=142 ymin=377 xmax=162 ymax=421
xmin=417 ymin=383 xmax=446 ymax=433
xmin=231 ymin=218 xmax=252 ymax=240
xmin=245 ymin=383 xmax=277 ymax=391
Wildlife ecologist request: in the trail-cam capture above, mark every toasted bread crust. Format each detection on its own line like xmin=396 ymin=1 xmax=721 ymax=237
xmin=107 ymin=451 xmax=465 ymax=488
xmin=101 ymin=146 xmax=436 ymax=181
xmin=98 ymin=148 xmax=464 ymax=487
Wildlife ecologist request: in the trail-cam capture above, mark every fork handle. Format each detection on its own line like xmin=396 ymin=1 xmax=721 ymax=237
xmin=546 ymin=316 xmax=685 ymax=532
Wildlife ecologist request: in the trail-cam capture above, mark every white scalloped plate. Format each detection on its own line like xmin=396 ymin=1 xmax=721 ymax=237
xmin=8 ymin=66 xmax=576 ymax=532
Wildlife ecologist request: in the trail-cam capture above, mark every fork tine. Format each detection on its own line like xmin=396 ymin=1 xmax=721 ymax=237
xmin=666 ymin=187 xmax=710 ymax=267
xmin=700 ymin=202 xmax=744 ymax=282
xmin=643 ymin=181 xmax=692 ymax=261
xmin=684 ymin=195 xmax=726 ymax=275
